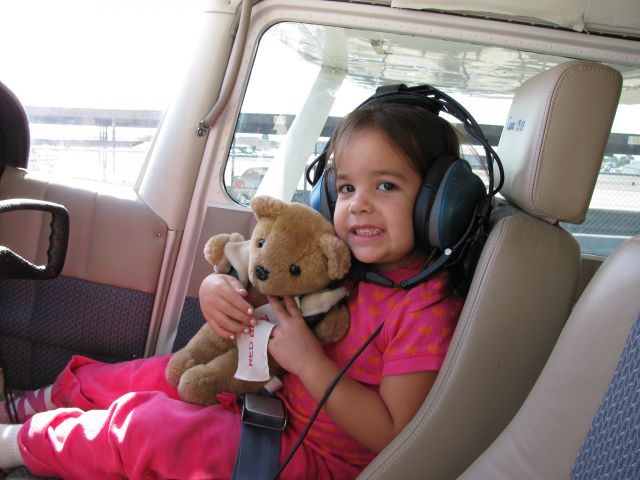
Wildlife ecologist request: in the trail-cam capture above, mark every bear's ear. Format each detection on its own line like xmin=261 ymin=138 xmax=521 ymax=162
xmin=203 ymin=233 xmax=244 ymax=270
xmin=319 ymin=234 xmax=351 ymax=280
xmin=250 ymin=195 xmax=285 ymax=220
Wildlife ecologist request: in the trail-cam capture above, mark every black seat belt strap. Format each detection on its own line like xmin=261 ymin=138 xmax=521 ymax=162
xmin=232 ymin=421 xmax=281 ymax=479
xmin=232 ymin=390 xmax=287 ymax=480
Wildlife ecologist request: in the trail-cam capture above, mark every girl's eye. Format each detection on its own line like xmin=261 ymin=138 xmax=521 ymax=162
xmin=377 ymin=181 xmax=396 ymax=191
xmin=337 ymin=184 xmax=354 ymax=194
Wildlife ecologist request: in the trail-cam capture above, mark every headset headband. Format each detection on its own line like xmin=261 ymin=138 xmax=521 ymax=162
xmin=307 ymin=84 xmax=504 ymax=196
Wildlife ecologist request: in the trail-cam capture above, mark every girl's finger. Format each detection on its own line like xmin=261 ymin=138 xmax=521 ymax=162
xmin=266 ymin=295 xmax=286 ymax=317
xmin=217 ymin=285 xmax=253 ymax=319
xmin=203 ymin=309 xmax=236 ymax=339
xmin=224 ymin=275 xmax=248 ymax=293
xmin=281 ymin=295 xmax=300 ymax=316
xmin=218 ymin=295 xmax=254 ymax=326
xmin=214 ymin=313 xmax=247 ymax=335
xmin=209 ymin=321 xmax=237 ymax=340
xmin=268 ymin=295 xmax=299 ymax=327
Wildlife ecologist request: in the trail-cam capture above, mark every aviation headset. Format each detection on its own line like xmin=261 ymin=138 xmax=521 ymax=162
xmin=306 ymin=83 xmax=504 ymax=289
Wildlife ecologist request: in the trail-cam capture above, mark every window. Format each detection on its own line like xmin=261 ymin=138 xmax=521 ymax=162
xmin=0 ymin=0 xmax=187 ymax=190
xmin=225 ymin=22 xmax=640 ymax=256
xmin=561 ymin=127 xmax=640 ymax=256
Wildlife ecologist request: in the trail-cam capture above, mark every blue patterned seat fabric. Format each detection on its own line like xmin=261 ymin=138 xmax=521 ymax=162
xmin=571 ymin=314 xmax=640 ymax=480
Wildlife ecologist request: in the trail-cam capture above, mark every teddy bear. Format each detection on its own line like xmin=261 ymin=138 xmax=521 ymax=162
xmin=165 ymin=195 xmax=352 ymax=406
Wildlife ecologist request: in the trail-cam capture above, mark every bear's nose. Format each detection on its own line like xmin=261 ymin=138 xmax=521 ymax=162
xmin=255 ymin=265 xmax=269 ymax=281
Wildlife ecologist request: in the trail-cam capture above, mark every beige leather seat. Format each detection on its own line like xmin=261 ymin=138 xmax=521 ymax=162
xmin=359 ymin=60 xmax=622 ymax=479
xmin=459 ymin=235 xmax=640 ymax=479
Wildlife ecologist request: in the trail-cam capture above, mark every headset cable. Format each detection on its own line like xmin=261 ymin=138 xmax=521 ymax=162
xmin=272 ymin=321 xmax=384 ymax=479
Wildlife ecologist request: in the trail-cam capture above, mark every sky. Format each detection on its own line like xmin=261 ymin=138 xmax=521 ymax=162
xmin=0 ymin=0 xmax=192 ymax=110
xmin=0 ymin=0 xmax=637 ymax=134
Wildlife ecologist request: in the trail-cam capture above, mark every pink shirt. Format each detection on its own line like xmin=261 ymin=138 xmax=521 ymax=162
xmin=277 ymin=262 xmax=463 ymax=471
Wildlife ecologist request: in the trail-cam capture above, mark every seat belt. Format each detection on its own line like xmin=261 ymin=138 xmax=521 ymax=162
xmin=232 ymin=322 xmax=385 ymax=479
xmin=232 ymin=381 xmax=286 ymax=480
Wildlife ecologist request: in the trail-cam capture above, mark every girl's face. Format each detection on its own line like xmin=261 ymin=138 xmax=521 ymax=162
xmin=333 ymin=127 xmax=424 ymax=272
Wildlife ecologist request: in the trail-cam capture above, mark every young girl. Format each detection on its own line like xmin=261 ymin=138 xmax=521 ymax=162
xmin=0 ymin=100 xmax=466 ymax=479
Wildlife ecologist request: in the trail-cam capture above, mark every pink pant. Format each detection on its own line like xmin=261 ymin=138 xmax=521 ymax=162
xmin=18 ymin=355 xmax=352 ymax=480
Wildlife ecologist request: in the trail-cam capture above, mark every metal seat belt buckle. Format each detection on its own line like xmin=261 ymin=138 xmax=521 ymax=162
xmin=240 ymin=393 xmax=287 ymax=431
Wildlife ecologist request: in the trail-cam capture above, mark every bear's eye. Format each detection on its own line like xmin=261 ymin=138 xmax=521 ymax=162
xmin=289 ymin=264 xmax=301 ymax=276
xmin=257 ymin=239 xmax=265 ymax=248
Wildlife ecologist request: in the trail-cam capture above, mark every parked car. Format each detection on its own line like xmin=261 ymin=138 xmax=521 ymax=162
xmin=229 ymin=166 xmax=268 ymax=205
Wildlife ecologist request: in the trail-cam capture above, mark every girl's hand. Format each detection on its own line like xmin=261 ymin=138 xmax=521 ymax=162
xmin=199 ymin=273 xmax=255 ymax=339
xmin=267 ymin=295 xmax=325 ymax=376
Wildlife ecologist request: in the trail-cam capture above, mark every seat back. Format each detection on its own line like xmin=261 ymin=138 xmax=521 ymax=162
xmin=0 ymin=80 xmax=29 ymax=177
xmin=459 ymin=235 xmax=640 ymax=479
xmin=359 ymin=60 xmax=622 ymax=479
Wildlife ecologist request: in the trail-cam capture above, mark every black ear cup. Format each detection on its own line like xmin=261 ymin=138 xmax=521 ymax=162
xmin=428 ymin=159 xmax=486 ymax=249
xmin=309 ymin=165 xmax=336 ymax=222
xmin=413 ymin=155 xmax=457 ymax=249
xmin=413 ymin=156 xmax=486 ymax=250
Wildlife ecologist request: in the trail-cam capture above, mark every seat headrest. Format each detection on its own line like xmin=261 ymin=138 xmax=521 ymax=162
xmin=0 ymin=80 xmax=30 ymax=173
xmin=497 ymin=60 xmax=622 ymax=224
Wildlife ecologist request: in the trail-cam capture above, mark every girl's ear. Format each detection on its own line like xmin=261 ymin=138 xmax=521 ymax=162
xmin=320 ymin=234 xmax=352 ymax=280
xmin=250 ymin=195 xmax=285 ymax=220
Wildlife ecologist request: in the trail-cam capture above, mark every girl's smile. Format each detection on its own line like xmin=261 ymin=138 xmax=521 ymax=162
xmin=350 ymin=224 xmax=384 ymax=238
xmin=332 ymin=127 xmax=425 ymax=272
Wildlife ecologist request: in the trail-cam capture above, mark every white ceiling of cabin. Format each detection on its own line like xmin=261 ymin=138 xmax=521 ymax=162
xmin=390 ymin=0 xmax=640 ymax=38
xmin=278 ymin=21 xmax=640 ymax=103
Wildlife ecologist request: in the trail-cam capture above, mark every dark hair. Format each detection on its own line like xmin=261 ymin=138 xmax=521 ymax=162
xmin=327 ymin=102 xmax=461 ymax=176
